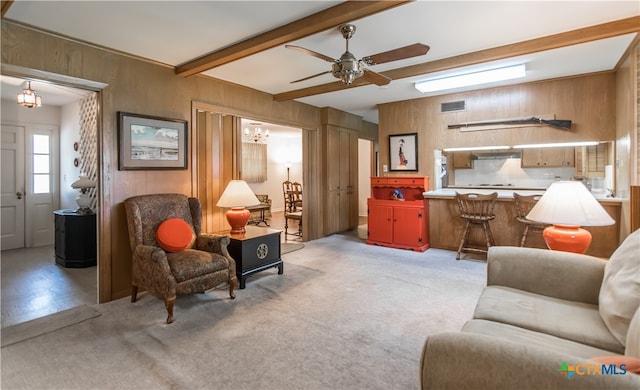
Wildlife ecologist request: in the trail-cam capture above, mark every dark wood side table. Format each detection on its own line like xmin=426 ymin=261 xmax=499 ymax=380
xmin=53 ymin=209 xmax=96 ymax=268
xmin=219 ymin=226 xmax=283 ymax=289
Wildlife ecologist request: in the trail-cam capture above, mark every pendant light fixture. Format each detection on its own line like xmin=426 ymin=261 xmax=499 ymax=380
xmin=16 ymin=81 xmax=43 ymax=108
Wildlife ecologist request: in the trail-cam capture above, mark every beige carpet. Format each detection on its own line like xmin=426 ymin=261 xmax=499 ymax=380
xmin=1 ymin=304 xmax=100 ymax=347
xmin=281 ymin=242 xmax=304 ymax=254
xmin=1 ymin=232 xmax=487 ymax=390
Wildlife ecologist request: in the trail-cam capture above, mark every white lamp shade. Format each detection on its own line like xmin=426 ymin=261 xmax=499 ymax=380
xmin=526 ymin=181 xmax=614 ymax=226
xmin=216 ymin=180 xmax=260 ymax=208
xmin=71 ymin=176 xmax=96 ymax=189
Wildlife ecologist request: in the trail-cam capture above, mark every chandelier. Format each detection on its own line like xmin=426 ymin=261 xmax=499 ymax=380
xmin=244 ymin=123 xmax=269 ymax=143
xmin=16 ymin=81 xmax=43 ymax=108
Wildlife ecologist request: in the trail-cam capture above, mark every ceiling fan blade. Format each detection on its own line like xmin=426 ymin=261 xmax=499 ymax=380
xmin=285 ymin=45 xmax=335 ymax=63
xmin=362 ymin=69 xmax=391 ymax=86
xmin=362 ymin=43 xmax=430 ymax=66
xmin=290 ymin=70 xmax=332 ymax=84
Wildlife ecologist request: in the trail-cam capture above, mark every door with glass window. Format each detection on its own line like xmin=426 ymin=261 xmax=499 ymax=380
xmin=1 ymin=126 xmax=56 ymax=250
xmin=28 ymin=129 xmax=56 ymax=247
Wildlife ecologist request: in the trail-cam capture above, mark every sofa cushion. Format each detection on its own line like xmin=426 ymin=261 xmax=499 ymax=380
xmin=626 ymin=308 xmax=640 ymax=358
xmin=474 ymin=285 xmax=624 ymax=354
xmin=599 ymin=228 xmax=640 ymax=346
xmin=463 ymin=319 xmax=616 ymax=359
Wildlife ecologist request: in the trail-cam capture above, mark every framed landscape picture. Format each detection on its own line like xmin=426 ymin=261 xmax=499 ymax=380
xmin=118 ymin=112 xmax=188 ymax=170
xmin=389 ymin=133 xmax=418 ymax=171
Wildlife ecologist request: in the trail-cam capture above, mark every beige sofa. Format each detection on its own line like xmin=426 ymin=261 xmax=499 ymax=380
xmin=421 ymin=228 xmax=640 ymax=389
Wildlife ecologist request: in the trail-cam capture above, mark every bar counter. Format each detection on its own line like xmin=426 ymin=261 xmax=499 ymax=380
xmin=423 ymin=189 xmax=624 ymax=258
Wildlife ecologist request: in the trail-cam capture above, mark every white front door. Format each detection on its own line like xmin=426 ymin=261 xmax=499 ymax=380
xmin=1 ymin=125 xmax=26 ymax=250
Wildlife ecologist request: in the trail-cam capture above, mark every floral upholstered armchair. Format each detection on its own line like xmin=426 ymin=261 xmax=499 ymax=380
xmin=124 ymin=193 xmax=237 ymax=323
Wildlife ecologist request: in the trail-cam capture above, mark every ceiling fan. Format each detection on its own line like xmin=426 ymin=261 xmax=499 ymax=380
xmin=286 ymin=24 xmax=429 ymax=86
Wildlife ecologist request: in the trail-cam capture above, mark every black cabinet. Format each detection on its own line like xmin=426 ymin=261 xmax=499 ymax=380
xmin=54 ymin=210 xmax=96 ymax=268
xmin=222 ymin=226 xmax=282 ymax=289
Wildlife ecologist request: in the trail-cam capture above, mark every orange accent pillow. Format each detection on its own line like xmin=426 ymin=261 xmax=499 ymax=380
xmin=156 ymin=218 xmax=194 ymax=252
xmin=590 ymin=356 xmax=640 ymax=374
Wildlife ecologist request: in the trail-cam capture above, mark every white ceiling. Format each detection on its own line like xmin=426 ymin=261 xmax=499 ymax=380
xmin=2 ymin=1 xmax=638 ymax=123
xmin=2 ymin=75 xmax=92 ymax=106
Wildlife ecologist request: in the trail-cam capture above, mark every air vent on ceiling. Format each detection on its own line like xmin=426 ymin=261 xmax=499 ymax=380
xmin=441 ymin=100 xmax=466 ymax=113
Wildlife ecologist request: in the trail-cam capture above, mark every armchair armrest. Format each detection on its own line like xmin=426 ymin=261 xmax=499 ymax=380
xmin=131 ymin=244 xmax=176 ymax=297
xmin=421 ymin=332 xmax=640 ymax=390
xmin=196 ymin=234 xmax=236 ymax=276
xmin=487 ymin=246 xmax=606 ymax=304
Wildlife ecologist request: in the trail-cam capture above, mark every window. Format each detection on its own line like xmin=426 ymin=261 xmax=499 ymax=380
xmin=241 ymin=142 xmax=267 ymax=182
xmin=32 ymin=134 xmax=50 ymax=194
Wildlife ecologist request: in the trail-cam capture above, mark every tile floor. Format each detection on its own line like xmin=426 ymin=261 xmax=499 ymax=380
xmin=1 ymin=244 xmax=97 ymax=328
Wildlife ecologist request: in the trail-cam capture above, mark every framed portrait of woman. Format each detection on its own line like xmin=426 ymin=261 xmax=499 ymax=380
xmin=389 ymin=133 xmax=418 ymax=171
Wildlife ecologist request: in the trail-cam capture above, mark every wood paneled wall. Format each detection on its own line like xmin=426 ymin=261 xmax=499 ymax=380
xmin=614 ymin=40 xmax=639 ymax=238
xmin=631 ymin=186 xmax=640 ymax=232
xmin=378 ymin=73 xmax=617 ymax=191
xmin=1 ymin=20 xmax=360 ymax=302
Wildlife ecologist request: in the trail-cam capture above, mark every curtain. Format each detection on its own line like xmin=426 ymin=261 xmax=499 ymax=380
xmin=242 ymin=142 xmax=267 ymax=182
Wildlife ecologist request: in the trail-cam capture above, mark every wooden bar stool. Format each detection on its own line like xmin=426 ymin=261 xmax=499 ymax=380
xmin=513 ymin=193 xmax=548 ymax=247
xmin=455 ymin=192 xmax=498 ymax=260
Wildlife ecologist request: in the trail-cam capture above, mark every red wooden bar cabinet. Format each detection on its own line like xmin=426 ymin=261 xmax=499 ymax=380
xmin=367 ymin=176 xmax=430 ymax=252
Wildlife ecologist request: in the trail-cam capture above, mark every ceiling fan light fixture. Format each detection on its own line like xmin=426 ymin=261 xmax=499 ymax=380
xmin=415 ymin=64 xmax=526 ymax=93
xmin=16 ymin=81 xmax=43 ymax=108
xmin=332 ymin=58 xmax=364 ymax=85
xmin=288 ymin=24 xmax=428 ymax=87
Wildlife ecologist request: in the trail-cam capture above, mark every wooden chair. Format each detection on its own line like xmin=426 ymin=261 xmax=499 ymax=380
xmin=291 ymin=181 xmax=303 ymax=211
xmin=513 ymin=193 xmax=548 ymax=247
xmin=282 ymin=181 xmax=302 ymax=237
xmin=455 ymin=192 xmax=498 ymax=260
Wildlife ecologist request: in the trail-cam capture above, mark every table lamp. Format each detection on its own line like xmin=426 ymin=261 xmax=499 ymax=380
xmin=216 ymin=180 xmax=260 ymax=233
xmin=526 ymin=180 xmax=614 ymax=253
xmin=71 ymin=175 xmax=96 ymax=214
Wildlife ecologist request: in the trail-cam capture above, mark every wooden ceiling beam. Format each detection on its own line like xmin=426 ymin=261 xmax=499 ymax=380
xmin=1 ymin=1 xmax=15 ymax=18
xmin=175 ymin=0 xmax=412 ymax=77
xmin=273 ymin=15 xmax=640 ymax=102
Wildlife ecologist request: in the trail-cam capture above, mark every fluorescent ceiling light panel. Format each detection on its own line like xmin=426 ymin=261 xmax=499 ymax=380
xmin=514 ymin=141 xmax=599 ymax=149
xmin=415 ymin=64 xmax=526 ymax=93
xmin=443 ymin=146 xmax=511 ymax=152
